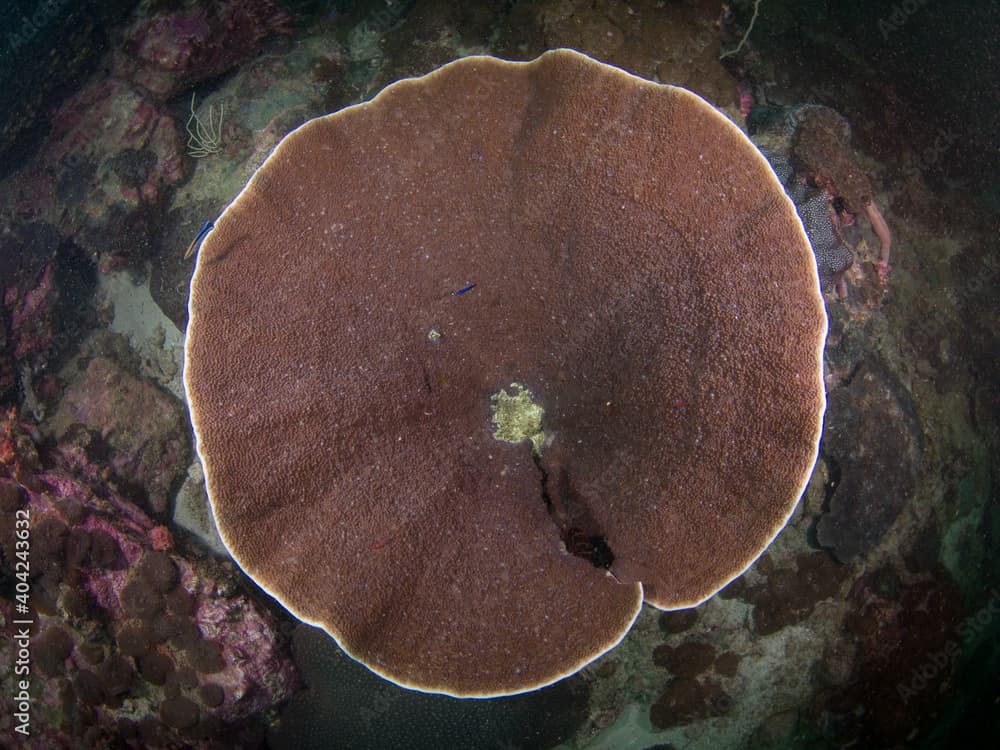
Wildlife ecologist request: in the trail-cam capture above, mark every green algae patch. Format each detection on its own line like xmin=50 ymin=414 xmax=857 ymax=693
xmin=490 ymin=383 xmax=545 ymax=455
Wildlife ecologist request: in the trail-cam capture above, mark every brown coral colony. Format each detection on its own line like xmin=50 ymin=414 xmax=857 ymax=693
xmin=184 ymin=49 xmax=827 ymax=697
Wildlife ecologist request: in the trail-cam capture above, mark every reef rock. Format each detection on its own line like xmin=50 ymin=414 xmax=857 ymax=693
xmin=112 ymin=0 xmax=292 ymax=101
xmin=790 ymin=106 xmax=873 ymax=215
xmin=0 ymin=76 xmax=186 ymax=270
xmin=817 ymin=361 xmax=923 ymax=562
xmin=47 ymin=355 xmax=190 ymax=518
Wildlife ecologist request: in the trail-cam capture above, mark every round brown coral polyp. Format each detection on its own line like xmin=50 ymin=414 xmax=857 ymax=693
xmin=117 ymin=620 xmax=154 ymax=658
xmin=159 ymin=695 xmax=200 ymax=730
xmin=119 ymin=579 xmax=163 ymax=620
xmin=140 ymin=651 xmax=175 ymax=686
xmin=185 ymin=49 xmax=826 ymax=697
xmin=74 ymin=669 xmax=106 ymax=706
xmin=87 ymin=529 xmax=121 ymax=568
xmin=135 ymin=550 xmax=179 ymax=593
xmin=34 ymin=626 xmax=74 ymax=677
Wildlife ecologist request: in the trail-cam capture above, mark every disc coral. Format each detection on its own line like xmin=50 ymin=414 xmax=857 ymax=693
xmin=184 ymin=49 xmax=826 ymax=697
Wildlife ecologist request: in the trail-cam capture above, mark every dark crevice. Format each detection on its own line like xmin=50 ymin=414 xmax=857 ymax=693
xmin=821 ymin=456 xmax=842 ymax=512
xmin=533 ymin=452 xmax=554 ymax=514
xmin=839 ymin=360 xmax=865 ymax=388
xmin=562 ymin=529 xmax=615 ymax=570
xmin=533 ymin=453 xmax=615 ymax=570
xmin=807 ymin=454 xmax=842 ymax=549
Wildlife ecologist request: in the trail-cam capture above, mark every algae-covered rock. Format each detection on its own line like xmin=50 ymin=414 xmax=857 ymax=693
xmin=817 ymin=360 xmax=923 ymax=562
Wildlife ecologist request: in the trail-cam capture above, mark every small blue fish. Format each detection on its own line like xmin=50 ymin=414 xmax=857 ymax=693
xmin=452 ymin=283 xmax=477 ymax=296
xmin=184 ymin=220 xmax=215 ymax=259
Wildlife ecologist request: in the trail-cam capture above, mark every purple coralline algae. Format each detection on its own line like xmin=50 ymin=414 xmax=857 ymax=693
xmin=1 ymin=224 xmax=63 ymax=403
xmin=3 ymin=263 xmax=56 ymax=378
xmin=0 ymin=412 xmax=299 ymax=748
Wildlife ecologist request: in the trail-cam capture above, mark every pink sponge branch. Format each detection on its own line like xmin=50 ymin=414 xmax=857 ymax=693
xmin=864 ymin=199 xmax=892 ymax=263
